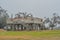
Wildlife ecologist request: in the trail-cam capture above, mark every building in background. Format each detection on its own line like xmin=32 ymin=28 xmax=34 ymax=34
xmin=4 ymin=12 xmax=44 ymax=31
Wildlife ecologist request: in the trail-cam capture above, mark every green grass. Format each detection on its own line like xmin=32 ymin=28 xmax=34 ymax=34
xmin=0 ymin=30 xmax=60 ymax=37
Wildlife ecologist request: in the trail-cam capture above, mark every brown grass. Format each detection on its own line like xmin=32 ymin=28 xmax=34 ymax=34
xmin=0 ymin=36 xmax=60 ymax=40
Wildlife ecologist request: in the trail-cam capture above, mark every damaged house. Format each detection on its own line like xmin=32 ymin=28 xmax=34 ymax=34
xmin=5 ymin=12 xmax=44 ymax=31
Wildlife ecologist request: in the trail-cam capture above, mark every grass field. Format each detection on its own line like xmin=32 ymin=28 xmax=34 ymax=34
xmin=0 ymin=30 xmax=60 ymax=40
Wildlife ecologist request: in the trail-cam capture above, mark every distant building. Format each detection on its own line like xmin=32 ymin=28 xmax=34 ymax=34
xmin=4 ymin=12 xmax=44 ymax=31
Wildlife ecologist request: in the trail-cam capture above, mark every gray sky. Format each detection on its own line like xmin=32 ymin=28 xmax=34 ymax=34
xmin=0 ymin=0 xmax=60 ymax=18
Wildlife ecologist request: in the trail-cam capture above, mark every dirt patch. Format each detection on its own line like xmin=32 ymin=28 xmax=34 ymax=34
xmin=0 ymin=36 xmax=60 ymax=40
xmin=32 ymin=37 xmax=60 ymax=40
xmin=0 ymin=29 xmax=5 ymax=32
xmin=0 ymin=36 xmax=32 ymax=39
xmin=0 ymin=36 xmax=31 ymax=40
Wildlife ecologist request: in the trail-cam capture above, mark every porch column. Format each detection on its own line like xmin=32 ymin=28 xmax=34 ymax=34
xmin=7 ymin=25 xmax=11 ymax=30
xmin=35 ymin=24 xmax=39 ymax=31
xmin=32 ymin=24 xmax=36 ymax=31
xmin=12 ymin=24 xmax=15 ymax=31
xmin=38 ymin=24 xmax=41 ymax=30
xmin=26 ymin=24 xmax=29 ymax=31
xmin=19 ymin=25 xmax=21 ymax=31
xmin=15 ymin=25 xmax=18 ymax=31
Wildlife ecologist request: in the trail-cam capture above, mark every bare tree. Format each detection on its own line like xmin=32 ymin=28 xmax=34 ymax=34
xmin=0 ymin=6 xmax=9 ymax=29
xmin=43 ymin=13 xmax=58 ymax=30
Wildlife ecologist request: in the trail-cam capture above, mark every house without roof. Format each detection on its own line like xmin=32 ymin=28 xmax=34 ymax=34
xmin=4 ymin=12 xmax=44 ymax=31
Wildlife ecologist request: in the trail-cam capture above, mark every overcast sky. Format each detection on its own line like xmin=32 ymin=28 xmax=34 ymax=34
xmin=0 ymin=0 xmax=60 ymax=18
